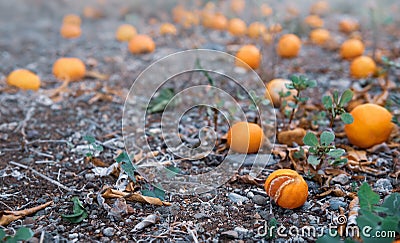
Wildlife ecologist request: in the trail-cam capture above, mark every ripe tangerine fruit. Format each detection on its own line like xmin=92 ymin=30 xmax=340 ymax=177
xmin=277 ymin=34 xmax=301 ymax=58
xmin=350 ymin=56 xmax=376 ymax=78
xmin=265 ymin=79 xmax=298 ymax=108
xmin=227 ymin=122 xmax=264 ymax=154
xmin=60 ymin=24 xmax=81 ymax=39
xmin=53 ymin=57 xmax=86 ymax=82
xmin=115 ymin=24 xmax=137 ymax=42
xmin=340 ymin=39 xmax=364 ymax=59
xmin=264 ymin=169 xmax=308 ymax=209
xmin=228 ymin=18 xmax=247 ymax=36
xmin=62 ymin=14 xmax=81 ymax=26
xmin=211 ymin=13 xmax=228 ymax=30
xmin=235 ymin=45 xmax=261 ymax=69
xmin=160 ymin=23 xmax=177 ymax=35
xmin=339 ymin=19 xmax=359 ymax=33
xmin=310 ymin=28 xmax=330 ymax=45
xmin=304 ymin=15 xmax=324 ymax=28
xmin=128 ymin=34 xmax=155 ymax=54
xmin=247 ymin=22 xmax=266 ymax=39
xmin=344 ymin=103 xmax=394 ymax=148
xmin=7 ymin=69 xmax=41 ymax=91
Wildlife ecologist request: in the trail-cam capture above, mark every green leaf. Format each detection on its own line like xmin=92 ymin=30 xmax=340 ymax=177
xmin=116 ymin=152 xmax=137 ymax=182
xmin=322 ymin=95 xmax=333 ymax=109
xmin=320 ymin=131 xmax=335 ymax=146
xmin=327 ymin=148 xmax=345 ymax=158
xmin=306 ymin=79 xmax=317 ymax=88
xmin=358 ymin=183 xmax=380 ymax=211
xmin=331 ymin=158 xmax=348 ymax=167
xmin=339 ymin=89 xmax=354 ymax=106
xmin=14 ymin=227 xmax=34 ymax=241
xmin=62 ymin=197 xmax=88 ymax=223
xmin=316 ymin=234 xmax=342 ymax=243
xmin=0 ymin=229 xmax=6 ymax=240
xmin=381 ymin=193 xmax=400 ymax=217
xmin=165 ymin=165 xmax=181 ymax=178
xmin=93 ymin=144 xmax=104 ymax=152
xmin=141 ymin=184 xmax=165 ymax=201
xmin=333 ymin=91 xmax=339 ymax=104
xmin=303 ymin=132 xmax=319 ymax=146
xmin=147 ymin=88 xmax=175 ymax=113
xmin=293 ymin=148 xmax=305 ymax=159
xmin=296 ymin=97 xmax=309 ymax=103
xmin=307 ymin=155 xmax=320 ymax=166
xmin=83 ymin=135 xmax=96 ymax=144
xmin=341 ymin=113 xmax=354 ymax=124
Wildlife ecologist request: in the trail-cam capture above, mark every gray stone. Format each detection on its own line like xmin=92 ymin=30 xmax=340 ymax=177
xmin=102 ymin=227 xmax=115 ymax=237
xmin=234 ymin=226 xmax=249 ymax=236
xmin=228 ymin=192 xmax=248 ymax=204
xmin=194 ymin=213 xmax=208 ymax=219
xmin=331 ymin=174 xmax=349 ymax=185
xmin=252 ymin=195 xmax=268 ymax=206
xmin=68 ymin=233 xmax=79 ymax=239
xmin=85 ymin=173 xmax=96 ymax=181
xmin=329 ymin=197 xmax=347 ymax=210
xmin=374 ymin=179 xmax=393 ymax=193
xmin=221 ymin=230 xmax=238 ymax=239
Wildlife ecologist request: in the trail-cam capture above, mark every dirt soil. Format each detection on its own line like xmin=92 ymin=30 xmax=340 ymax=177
xmin=0 ymin=1 xmax=399 ymax=242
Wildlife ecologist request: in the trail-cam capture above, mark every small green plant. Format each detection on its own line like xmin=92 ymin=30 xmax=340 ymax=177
xmin=322 ymin=89 xmax=354 ymax=127
xmin=0 ymin=227 xmax=34 ymax=243
xmin=147 ymin=88 xmax=175 ymax=114
xmin=303 ymin=131 xmax=348 ymax=170
xmin=83 ymin=135 xmax=104 ymax=159
xmin=385 ymin=93 xmax=400 ymax=126
xmin=61 ymin=197 xmax=88 ymax=223
xmin=317 ymin=183 xmax=400 ymax=243
xmin=284 ymin=75 xmax=317 ymax=127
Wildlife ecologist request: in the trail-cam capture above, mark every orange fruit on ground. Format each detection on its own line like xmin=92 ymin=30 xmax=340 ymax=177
xmin=227 ymin=122 xmax=264 ymax=154
xmin=83 ymin=6 xmax=103 ymax=19
xmin=230 ymin=0 xmax=245 ymax=13
xmin=115 ymin=24 xmax=137 ymax=42
xmin=211 ymin=13 xmax=228 ymax=30
xmin=60 ymin=24 xmax=81 ymax=39
xmin=247 ymin=22 xmax=266 ymax=39
xmin=261 ymin=3 xmax=273 ymax=16
xmin=339 ymin=19 xmax=359 ymax=33
xmin=277 ymin=34 xmax=301 ymax=58
xmin=265 ymin=79 xmax=298 ymax=108
xmin=304 ymin=15 xmax=324 ymax=28
xmin=62 ymin=14 xmax=81 ymax=26
xmin=128 ymin=34 xmax=155 ymax=54
xmin=310 ymin=28 xmax=330 ymax=45
xmin=7 ymin=69 xmax=41 ymax=91
xmin=235 ymin=45 xmax=261 ymax=69
xmin=345 ymin=104 xmax=394 ymax=148
xmin=350 ymin=56 xmax=376 ymax=78
xmin=264 ymin=169 xmax=308 ymax=209
xmin=53 ymin=57 xmax=86 ymax=81
xmin=228 ymin=18 xmax=247 ymax=36
xmin=309 ymin=1 xmax=329 ymax=15
xmin=340 ymin=39 xmax=365 ymax=59
xmin=160 ymin=23 xmax=177 ymax=35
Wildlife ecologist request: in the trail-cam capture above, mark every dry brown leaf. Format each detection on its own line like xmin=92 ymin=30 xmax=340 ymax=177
xmin=373 ymin=89 xmax=389 ymax=106
xmin=0 ymin=201 xmax=53 ymax=226
xmin=346 ymin=150 xmax=368 ymax=162
xmin=272 ymin=144 xmax=288 ymax=159
xmin=85 ymin=70 xmax=109 ymax=80
xmin=88 ymin=93 xmax=113 ymax=104
xmin=132 ymin=214 xmax=159 ymax=232
xmin=102 ymin=188 xmax=171 ymax=206
xmin=325 ymin=168 xmax=349 ymax=176
xmin=230 ymin=174 xmax=264 ymax=186
xmin=277 ymin=128 xmax=306 ymax=146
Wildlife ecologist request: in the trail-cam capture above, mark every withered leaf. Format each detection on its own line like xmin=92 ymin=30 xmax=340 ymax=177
xmin=0 ymin=201 xmax=53 ymax=226
xmin=131 ymin=214 xmax=159 ymax=232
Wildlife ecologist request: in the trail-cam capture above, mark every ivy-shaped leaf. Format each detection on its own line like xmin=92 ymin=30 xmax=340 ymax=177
xmin=61 ymin=197 xmax=88 ymax=223
xmin=303 ymin=132 xmax=319 ymax=146
xmin=320 ymin=131 xmax=335 ymax=146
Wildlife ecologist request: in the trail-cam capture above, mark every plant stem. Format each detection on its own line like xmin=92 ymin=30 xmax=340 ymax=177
xmin=287 ymin=90 xmax=301 ymax=129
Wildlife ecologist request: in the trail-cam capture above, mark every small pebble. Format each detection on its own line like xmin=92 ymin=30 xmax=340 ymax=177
xmin=102 ymin=227 xmax=115 ymax=237
xmin=374 ymin=179 xmax=393 ymax=193
xmin=228 ymin=192 xmax=248 ymax=204
xmin=331 ymin=174 xmax=349 ymax=185
xmin=68 ymin=233 xmax=79 ymax=239
xmin=329 ymin=197 xmax=347 ymax=210
xmin=252 ymin=195 xmax=268 ymax=206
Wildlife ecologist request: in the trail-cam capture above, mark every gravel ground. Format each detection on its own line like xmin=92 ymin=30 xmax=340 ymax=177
xmin=0 ymin=1 xmax=399 ymax=242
